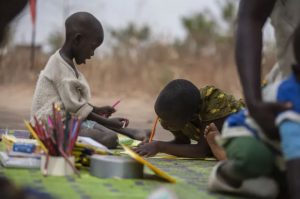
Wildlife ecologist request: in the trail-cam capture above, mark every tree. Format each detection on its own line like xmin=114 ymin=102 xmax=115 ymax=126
xmin=218 ymin=0 xmax=237 ymax=36
xmin=180 ymin=11 xmax=217 ymax=55
xmin=47 ymin=31 xmax=64 ymax=53
xmin=110 ymin=23 xmax=150 ymax=47
xmin=109 ymin=23 xmax=151 ymax=63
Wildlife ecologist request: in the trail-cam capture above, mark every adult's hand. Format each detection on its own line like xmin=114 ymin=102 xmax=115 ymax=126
xmin=248 ymin=101 xmax=291 ymax=140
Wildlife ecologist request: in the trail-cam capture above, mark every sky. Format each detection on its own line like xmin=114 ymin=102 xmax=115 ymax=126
xmin=12 ymin=0 xmax=274 ymax=52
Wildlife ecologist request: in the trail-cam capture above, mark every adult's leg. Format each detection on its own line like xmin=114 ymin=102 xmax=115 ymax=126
xmin=279 ymin=120 xmax=300 ymax=199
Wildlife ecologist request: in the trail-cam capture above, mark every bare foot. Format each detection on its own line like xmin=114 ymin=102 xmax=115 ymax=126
xmin=204 ymin=123 xmax=227 ymax=160
xmin=204 ymin=123 xmax=221 ymax=146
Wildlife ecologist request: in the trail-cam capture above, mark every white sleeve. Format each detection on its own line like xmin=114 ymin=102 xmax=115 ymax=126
xmin=57 ymin=78 xmax=93 ymax=119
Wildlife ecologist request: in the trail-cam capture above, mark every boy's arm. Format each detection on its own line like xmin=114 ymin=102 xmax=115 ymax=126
xmin=134 ymin=141 xmax=211 ymax=158
xmin=87 ymin=112 xmax=125 ymax=129
xmin=134 ymin=130 xmax=211 ymax=158
xmin=88 ymin=103 xmax=116 ymax=117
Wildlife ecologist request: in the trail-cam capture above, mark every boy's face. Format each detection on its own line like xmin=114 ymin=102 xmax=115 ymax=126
xmin=73 ymin=32 xmax=103 ymax=65
xmin=159 ymin=113 xmax=195 ymax=131
xmin=161 ymin=119 xmax=186 ymax=131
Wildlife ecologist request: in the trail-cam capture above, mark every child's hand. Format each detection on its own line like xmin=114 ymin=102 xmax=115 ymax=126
xmin=94 ymin=106 xmax=116 ymax=117
xmin=132 ymin=129 xmax=151 ymax=142
xmin=107 ymin=117 xmax=129 ymax=129
xmin=133 ymin=142 xmax=160 ymax=157
xmin=204 ymin=123 xmax=221 ymax=146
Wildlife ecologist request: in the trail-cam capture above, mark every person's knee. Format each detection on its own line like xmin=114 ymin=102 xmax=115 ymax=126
xmin=101 ymin=133 xmax=118 ymax=149
xmin=225 ymin=137 xmax=274 ymax=177
xmin=79 ymin=128 xmax=118 ymax=149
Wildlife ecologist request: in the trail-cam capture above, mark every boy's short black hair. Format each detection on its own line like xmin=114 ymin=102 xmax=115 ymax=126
xmin=65 ymin=12 xmax=104 ymax=43
xmin=154 ymin=79 xmax=201 ymax=122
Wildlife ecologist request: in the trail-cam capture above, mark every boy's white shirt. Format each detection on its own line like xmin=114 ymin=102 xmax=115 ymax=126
xmin=30 ymin=50 xmax=93 ymax=123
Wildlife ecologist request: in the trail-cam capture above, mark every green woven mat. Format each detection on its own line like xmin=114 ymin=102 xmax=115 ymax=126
xmin=0 ymin=131 xmax=245 ymax=199
xmin=0 ymin=156 xmax=247 ymax=199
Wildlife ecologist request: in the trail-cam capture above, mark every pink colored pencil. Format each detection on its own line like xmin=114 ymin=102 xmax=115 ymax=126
xmin=112 ymin=99 xmax=121 ymax=108
xmin=68 ymin=120 xmax=81 ymax=155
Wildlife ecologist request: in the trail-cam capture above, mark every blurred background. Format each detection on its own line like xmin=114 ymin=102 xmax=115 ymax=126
xmin=0 ymin=0 xmax=277 ymax=134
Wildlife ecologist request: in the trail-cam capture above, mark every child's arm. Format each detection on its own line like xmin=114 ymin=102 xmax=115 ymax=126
xmin=134 ymin=131 xmax=211 ymax=158
xmin=87 ymin=112 xmax=126 ymax=129
xmin=89 ymin=104 xmax=116 ymax=117
xmin=134 ymin=141 xmax=211 ymax=158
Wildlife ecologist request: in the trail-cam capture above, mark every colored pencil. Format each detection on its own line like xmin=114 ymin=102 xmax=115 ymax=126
xmin=24 ymin=120 xmax=49 ymax=153
xmin=149 ymin=116 xmax=159 ymax=143
xmin=112 ymin=99 xmax=121 ymax=108
xmin=28 ymin=103 xmax=84 ymax=176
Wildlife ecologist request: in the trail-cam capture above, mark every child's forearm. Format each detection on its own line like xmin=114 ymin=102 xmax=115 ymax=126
xmin=156 ymin=142 xmax=209 ymax=158
xmin=109 ymin=127 xmax=135 ymax=139
xmin=87 ymin=112 xmax=109 ymax=126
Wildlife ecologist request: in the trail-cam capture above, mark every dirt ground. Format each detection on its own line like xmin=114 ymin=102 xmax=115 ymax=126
xmin=0 ymin=84 xmax=173 ymax=141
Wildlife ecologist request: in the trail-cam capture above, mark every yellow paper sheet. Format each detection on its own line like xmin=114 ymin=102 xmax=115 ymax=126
xmin=120 ymin=151 xmax=216 ymax=161
xmin=121 ymin=145 xmax=176 ymax=183
xmin=117 ymin=134 xmax=141 ymax=147
xmin=150 ymin=153 xmax=217 ymax=161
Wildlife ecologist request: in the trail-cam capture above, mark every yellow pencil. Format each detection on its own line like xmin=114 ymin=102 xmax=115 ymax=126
xmin=149 ymin=116 xmax=159 ymax=143
xmin=24 ymin=120 xmax=49 ymax=153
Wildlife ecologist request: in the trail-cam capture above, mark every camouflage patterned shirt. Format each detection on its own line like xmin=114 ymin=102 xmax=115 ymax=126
xmin=160 ymin=85 xmax=244 ymax=141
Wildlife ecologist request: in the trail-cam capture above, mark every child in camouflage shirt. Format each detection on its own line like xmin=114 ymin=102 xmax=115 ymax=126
xmin=134 ymin=79 xmax=244 ymax=160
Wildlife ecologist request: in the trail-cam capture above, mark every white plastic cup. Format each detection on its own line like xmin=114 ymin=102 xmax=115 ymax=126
xmin=41 ymin=155 xmax=75 ymax=176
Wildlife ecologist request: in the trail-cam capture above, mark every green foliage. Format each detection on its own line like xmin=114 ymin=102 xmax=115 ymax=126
xmin=177 ymin=0 xmax=238 ymax=56
xmin=110 ymin=23 xmax=150 ymax=47
xmin=182 ymin=12 xmax=216 ymax=46
xmin=216 ymin=0 xmax=238 ymax=49
xmin=221 ymin=0 xmax=236 ymax=25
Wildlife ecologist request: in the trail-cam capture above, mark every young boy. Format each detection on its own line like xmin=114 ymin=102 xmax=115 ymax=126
xmin=31 ymin=12 xmax=149 ymax=148
xmin=134 ymin=79 xmax=244 ymax=160
xmin=208 ymin=25 xmax=300 ymax=199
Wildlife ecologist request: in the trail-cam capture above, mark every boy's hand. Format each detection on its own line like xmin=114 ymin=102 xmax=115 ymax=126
xmin=248 ymin=101 xmax=292 ymax=140
xmin=133 ymin=142 xmax=160 ymax=157
xmin=94 ymin=106 xmax=116 ymax=117
xmin=107 ymin=117 xmax=129 ymax=129
xmin=132 ymin=129 xmax=151 ymax=142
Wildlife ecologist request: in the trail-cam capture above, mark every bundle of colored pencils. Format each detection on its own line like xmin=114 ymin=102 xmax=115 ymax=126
xmin=72 ymin=142 xmax=114 ymax=169
xmin=72 ymin=146 xmax=93 ymax=169
xmin=24 ymin=103 xmax=81 ymax=176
